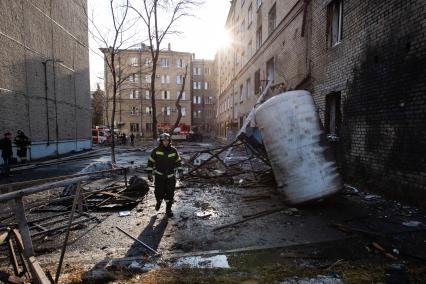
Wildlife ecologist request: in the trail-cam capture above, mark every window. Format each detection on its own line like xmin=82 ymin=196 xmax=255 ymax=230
xmin=145 ymin=106 xmax=152 ymax=114
xmin=129 ymin=73 xmax=139 ymax=83
xmin=176 ymin=91 xmax=186 ymax=100
xmin=266 ymin=57 xmax=275 ymax=83
xmin=167 ymin=107 xmax=171 ymax=116
xmin=130 ymin=123 xmax=139 ymax=132
xmin=325 ymin=92 xmax=341 ymax=137
xmin=247 ymin=40 xmax=253 ymax=59
xmin=327 ymin=0 xmax=343 ymax=47
xmin=256 ymin=0 xmax=262 ymax=9
xmin=240 ymin=84 xmax=244 ymax=102
xmin=245 ymin=78 xmax=251 ymax=98
xmin=161 ymin=90 xmax=170 ymax=100
xmin=181 ymin=107 xmax=186 ymax=116
xmin=193 ymin=67 xmax=201 ymax=75
xmin=193 ymin=82 xmax=202 ymax=89
xmin=176 ymin=75 xmax=184 ymax=84
xmin=145 ymin=90 xmax=150 ymax=99
xmin=159 ymin=58 xmax=169 ymax=67
xmin=204 ymin=67 xmax=210 ymax=75
xmin=129 ymin=57 xmax=138 ymax=67
xmin=161 ymin=74 xmax=170 ymax=84
xmin=176 ymin=58 xmax=185 ymax=68
xmin=145 ymin=74 xmax=152 ymax=83
xmin=204 ymin=82 xmax=209 ymax=89
xmin=248 ymin=3 xmax=253 ymax=26
xmin=130 ymin=106 xmax=139 ymax=115
xmin=268 ymin=3 xmax=276 ymax=35
xmin=254 ymin=69 xmax=261 ymax=94
xmin=256 ymin=26 xmax=263 ymax=49
xmin=129 ymin=90 xmax=139 ymax=99
xmin=146 ymin=123 xmax=153 ymax=132
xmin=193 ymin=95 xmax=202 ymax=104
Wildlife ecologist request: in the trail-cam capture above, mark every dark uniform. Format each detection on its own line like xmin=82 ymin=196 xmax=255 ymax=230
xmin=146 ymin=138 xmax=182 ymax=217
xmin=14 ymin=130 xmax=31 ymax=163
xmin=0 ymin=133 xmax=13 ymax=176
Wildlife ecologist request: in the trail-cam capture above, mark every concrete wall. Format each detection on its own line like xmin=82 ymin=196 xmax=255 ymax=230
xmin=310 ymin=0 xmax=426 ymax=205
xmin=0 ymin=0 xmax=91 ymax=161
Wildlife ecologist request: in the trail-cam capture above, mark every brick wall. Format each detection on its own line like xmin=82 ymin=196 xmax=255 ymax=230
xmin=310 ymin=0 xmax=426 ymax=206
xmin=0 ymin=0 xmax=90 ymax=146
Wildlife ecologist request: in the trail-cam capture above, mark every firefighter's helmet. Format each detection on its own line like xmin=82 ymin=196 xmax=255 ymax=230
xmin=159 ymin=133 xmax=171 ymax=142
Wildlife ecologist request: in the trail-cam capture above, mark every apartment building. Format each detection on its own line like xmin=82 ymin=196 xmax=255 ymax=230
xmin=309 ymin=0 xmax=426 ymax=205
xmin=102 ymin=47 xmax=192 ymax=136
xmin=0 ymin=0 xmax=91 ymax=160
xmin=215 ymin=0 xmax=311 ymax=139
xmin=191 ymin=59 xmax=216 ymax=136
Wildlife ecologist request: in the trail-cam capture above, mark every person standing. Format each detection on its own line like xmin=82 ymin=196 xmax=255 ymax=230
xmin=130 ymin=133 xmax=135 ymax=147
xmin=14 ymin=130 xmax=31 ymax=163
xmin=145 ymin=133 xmax=183 ymax=217
xmin=0 ymin=132 xmax=14 ymax=177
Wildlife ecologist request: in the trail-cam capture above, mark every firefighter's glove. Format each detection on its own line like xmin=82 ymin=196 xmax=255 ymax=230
xmin=148 ymin=175 xmax=153 ymax=182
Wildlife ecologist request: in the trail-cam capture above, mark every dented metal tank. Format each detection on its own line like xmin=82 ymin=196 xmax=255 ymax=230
xmin=254 ymin=90 xmax=342 ymax=205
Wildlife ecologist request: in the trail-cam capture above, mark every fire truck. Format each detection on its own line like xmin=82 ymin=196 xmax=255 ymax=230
xmin=157 ymin=123 xmax=193 ymax=141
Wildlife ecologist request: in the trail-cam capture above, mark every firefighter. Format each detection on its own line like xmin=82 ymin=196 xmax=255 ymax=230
xmin=14 ymin=130 xmax=31 ymax=164
xmin=146 ymin=133 xmax=183 ymax=217
xmin=0 ymin=132 xmax=13 ymax=177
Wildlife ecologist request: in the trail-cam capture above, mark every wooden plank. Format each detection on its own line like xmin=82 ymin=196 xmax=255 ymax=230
xmin=28 ymin=256 xmax=51 ymax=284
xmin=98 ymin=191 xmax=138 ymax=202
xmin=7 ymin=235 xmax=20 ymax=276
xmin=14 ymin=198 xmax=34 ymax=258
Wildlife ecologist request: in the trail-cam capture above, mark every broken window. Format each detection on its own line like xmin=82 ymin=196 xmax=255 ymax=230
xmin=327 ymin=0 xmax=343 ymax=47
xmin=325 ymin=92 xmax=341 ymax=139
xmin=254 ymin=69 xmax=261 ymax=94
xmin=268 ymin=3 xmax=276 ymax=35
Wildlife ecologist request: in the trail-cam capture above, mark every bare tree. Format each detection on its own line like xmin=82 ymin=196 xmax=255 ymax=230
xmin=131 ymin=0 xmax=202 ymax=140
xmin=87 ymin=0 xmax=141 ymax=163
xmin=170 ymin=64 xmax=188 ymax=133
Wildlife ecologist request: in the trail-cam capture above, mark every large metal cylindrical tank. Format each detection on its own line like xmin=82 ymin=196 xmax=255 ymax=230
xmin=255 ymin=90 xmax=342 ymax=204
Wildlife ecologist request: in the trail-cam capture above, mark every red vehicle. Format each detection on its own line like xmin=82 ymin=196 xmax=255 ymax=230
xmin=92 ymin=128 xmax=111 ymax=144
xmin=157 ymin=123 xmax=193 ymax=141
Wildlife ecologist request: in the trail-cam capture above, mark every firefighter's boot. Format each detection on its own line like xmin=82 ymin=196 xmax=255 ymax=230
xmin=155 ymin=200 xmax=162 ymax=211
xmin=166 ymin=201 xmax=173 ymax=218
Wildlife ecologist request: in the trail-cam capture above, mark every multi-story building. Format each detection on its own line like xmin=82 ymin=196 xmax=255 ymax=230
xmin=191 ymin=59 xmax=216 ymax=137
xmin=215 ymin=0 xmax=311 ymax=139
xmin=309 ymin=0 xmax=426 ymax=205
xmin=0 ymin=0 xmax=91 ymax=161
xmin=102 ymin=46 xmax=192 ymax=136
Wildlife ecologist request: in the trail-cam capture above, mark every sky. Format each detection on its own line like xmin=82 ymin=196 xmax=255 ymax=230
xmin=88 ymin=0 xmax=231 ymax=91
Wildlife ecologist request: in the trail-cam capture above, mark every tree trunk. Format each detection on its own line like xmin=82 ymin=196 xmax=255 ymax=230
xmin=171 ymin=65 xmax=188 ymax=133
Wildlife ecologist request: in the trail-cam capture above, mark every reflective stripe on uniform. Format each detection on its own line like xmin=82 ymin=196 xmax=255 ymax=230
xmin=155 ymin=151 xmax=165 ymax=156
xmin=168 ymin=153 xmax=176 ymax=158
xmin=176 ymin=167 xmax=183 ymax=170
xmin=148 ymin=156 xmax=155 ymax=163
xmin=154 ymin=170 xmax=164 ymax=175
xmin=176 ymin=156 xmax=181 ymax=161
xmin=145 ymin=167 xmax=154 ymax=171
xmin=167 ymin=173 xmax=175 ymax=178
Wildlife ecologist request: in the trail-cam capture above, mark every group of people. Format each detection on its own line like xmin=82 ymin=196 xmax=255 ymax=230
xmin=0 ymin=130 xmax=31 ymax=177
xmin=116 ymin=132 xmax=136 ymax=146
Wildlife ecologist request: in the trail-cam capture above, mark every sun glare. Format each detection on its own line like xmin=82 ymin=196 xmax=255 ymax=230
xmin=215 ymin=29 xmax=232 ymax=50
